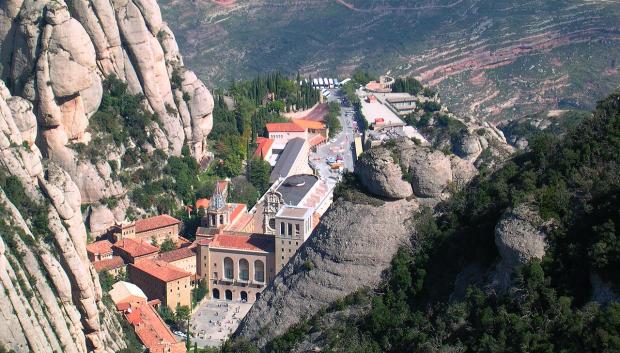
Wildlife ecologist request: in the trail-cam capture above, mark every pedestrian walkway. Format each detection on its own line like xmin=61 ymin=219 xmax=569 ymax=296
xmin=189 ymin=299 xmax=253 ymax=348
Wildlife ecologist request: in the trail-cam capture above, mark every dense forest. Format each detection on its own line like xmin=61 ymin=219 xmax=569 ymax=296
xmin=220 ymin=91 xmax=620 ymax=353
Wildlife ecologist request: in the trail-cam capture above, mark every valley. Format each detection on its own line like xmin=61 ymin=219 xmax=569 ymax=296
xmin=159 ymin=0 xmax=620 ymax=120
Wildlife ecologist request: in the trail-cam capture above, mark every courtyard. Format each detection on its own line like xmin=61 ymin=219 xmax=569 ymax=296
xmin=189 ymin=299 xmax=253 ymax=348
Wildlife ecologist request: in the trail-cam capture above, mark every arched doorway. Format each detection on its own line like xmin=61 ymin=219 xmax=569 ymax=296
xmin=255 ymin=292 xmax=261 ymax=301
xmin=225 ymin=289 xmax=233 ymax=301
xmin=240 ymin=291 xmax=248 ymax=302
xmin=212 ymin=288 xmax=220 ymax=299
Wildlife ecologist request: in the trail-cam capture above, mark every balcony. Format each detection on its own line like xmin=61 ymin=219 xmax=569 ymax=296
xmin=252 ymin=279 xmax=266 ymax=288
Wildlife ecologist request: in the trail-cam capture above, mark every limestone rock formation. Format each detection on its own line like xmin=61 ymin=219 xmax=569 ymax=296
xmin=0 ymin=0 xmax=214 ymax=204
xmin=235 ymin=198 xmax=418 ymax=347
xmin=355 ymin=147 xmax=413 ymax=199
xmin=0 ymin=0 xmax=215 ymax=349
xmin=493 ymin=204 xmax=547 ymax=291
xmin=0 ymin=82 xmax=124 ymax=352
xmin=390 ymin=140 xmax=453 ymax=199
xmin=453 ymin=131 xmax=483 ymax=161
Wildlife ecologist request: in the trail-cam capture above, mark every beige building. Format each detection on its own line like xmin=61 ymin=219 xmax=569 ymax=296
xmin=112 ymin=238 xmax=159 ymax=264
xmin=269 ymin=138 xmax=312 ymax=183
xmin=128 ymin=259 xmax=192 ymax=309
xmin=86 ymin=240 xmax=113 ymax=262
xmin=266 ymin=122 xmax=308 ymax=145
xmin=198 ymin=233 xmax=275 ymax=303
xmin=157 ymin=247 xmax=197 ymax=275
xmin=115 ymin=214 xmax=181 ymax=244
xmin=274 ymin=206 xmax=313 ymax=271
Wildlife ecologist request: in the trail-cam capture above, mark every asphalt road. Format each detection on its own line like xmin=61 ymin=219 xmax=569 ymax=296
xmin=309 ymin=89 xmax=358 ymax=188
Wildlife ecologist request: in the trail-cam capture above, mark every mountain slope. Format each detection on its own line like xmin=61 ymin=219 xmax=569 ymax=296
xmin=0 ymin=0 xmax=215 ymax=351
xmin=159 ymin=0 xmax=620 ymax=120
xmin=234 ymin=90 xmax=620 ymax=353
xmin=234 ymin=100 xmax=514 ymax=347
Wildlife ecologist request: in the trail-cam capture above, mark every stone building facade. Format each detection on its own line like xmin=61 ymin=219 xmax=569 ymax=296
xmin=274 ymin=206 xmax=313 ymax=271
xmin=128 ymin=259 xmax=192 ymax=309
xmin=115 ymin=214 xmax=181 ymax=244
xmin=197 ymin=233 xmax=275 ymax=303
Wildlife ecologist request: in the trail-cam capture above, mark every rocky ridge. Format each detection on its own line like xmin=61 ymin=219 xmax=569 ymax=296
xmin=0 ymin=0 xmax=214 ymax=207
xmin=236 ymin=114 xmax=514 ymax=346
xmin=0 ymin=0 xmax=214 ymax=351
xmin=0 ymin=81 xmax=124 ymax=352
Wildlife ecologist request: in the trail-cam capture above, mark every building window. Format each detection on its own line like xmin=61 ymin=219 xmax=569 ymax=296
xmin=239 ymin=259 xmax=249 ymax=281
xmin=296 ymin=242 xmax=299 ymax=245
xmin=280 ymin=222 xmax=285 ymax=236
xmin=295 ymin=224 xmax=300 ymax=235
xmin=288 ymin=223 xmax=293 ymax=236
xmin=281 ymin=256 xmax=284 ymax=259
xmin=224 ymin=257 xmax=234 ymax=279
xmin=254 ymin=260 xmax=265 ymax=282
xmin=288 ymin=241 xmax=291 ymax=245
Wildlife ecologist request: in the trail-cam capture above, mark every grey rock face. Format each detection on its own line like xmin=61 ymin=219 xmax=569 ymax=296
xmin=450 ymin=155 xmax=478 ymax=187
xmin=493 ymin=204 xmax=547 ymax=292
xmin=235 ymin=198 xmax=418 ymax=347
xmin=0 ymin=0 xmax=214 ymax=206
xmin=0 ymin=84 xmax=124 ymax=353
xmin=408 ymin=149 xmax=452 ymax=198
xmin=495 ymin=204 xmax=546 ymax=267
xmin=454 ymin=131 xmax=482 ymax=160
xmin=356 ymin=146 xmax=413 ymax=199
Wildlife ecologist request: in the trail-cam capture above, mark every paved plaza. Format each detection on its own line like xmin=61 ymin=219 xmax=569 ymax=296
xmin=189 ymin=299 xmax=253 ymax=348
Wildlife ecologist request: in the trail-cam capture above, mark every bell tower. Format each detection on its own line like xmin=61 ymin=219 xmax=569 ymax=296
xmin=205 ymin=181 xmax=230 ymax=229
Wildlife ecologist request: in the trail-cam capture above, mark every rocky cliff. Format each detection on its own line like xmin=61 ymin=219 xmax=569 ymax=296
xmin=0 ymin=81 xmax=125 ymax=352
xmin=0 ymin=0 xmax=214 ymax=351
xmin=1 ymin=0 xmax=213 ymax=205
xmin=236 ymin=116 xmax=513 ymax=346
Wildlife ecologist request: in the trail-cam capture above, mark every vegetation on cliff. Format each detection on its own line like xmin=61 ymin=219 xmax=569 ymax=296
xmin=225 ymin=91 xmax=620 ymax=352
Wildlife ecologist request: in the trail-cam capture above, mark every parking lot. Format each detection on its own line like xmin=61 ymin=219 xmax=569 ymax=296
xmin=188 ymin=299 xmax=253 ymax=348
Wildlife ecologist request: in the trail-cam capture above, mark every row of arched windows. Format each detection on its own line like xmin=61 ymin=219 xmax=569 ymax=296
xmin=223 ymin=257 xmax=265 ymax=282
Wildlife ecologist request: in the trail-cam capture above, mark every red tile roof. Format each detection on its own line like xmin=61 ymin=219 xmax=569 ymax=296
xmin=309 ymin=134 xmax=326 ymax=147
xmin=266 ymin=122 xmax=305 ymax=133
xmin=86 ymin=240 xmax=113 ymax=256
xmin=228 ymin=213 xmax=255 ymax=232
xmin=196 ymin=198 xmax=210 ymax=209
xmin=253 ymin=137 xmax=275 ymax=158
xmin=209 ymin=233 xmax=274 ymax=253
xmin=123 ymin=302 xmax=184 ymax=352
xmin=197 ymin=238 xmax=213 ymax=246
xmin=294 ymin=119 xmax=326 ymax=130
xmin=131 ymin=260 xmax=191 ymax=282
xmin=157 ymin=247 xmax=195 ymax=263
xmin=135 ymin=214 xmax=180 ymax=234
xmin=93 ymin=256 xmax=125 ymax=272
xmin=115 ymin=295 xmax=147 ymax=311
xmin=229 ymin=203 xmax=247 ymax=224
xmin=113 ymin=239 xmax=159 ymax=258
